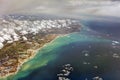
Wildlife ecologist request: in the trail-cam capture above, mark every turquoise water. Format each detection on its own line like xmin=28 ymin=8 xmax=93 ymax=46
xmin=1 ymin=19 xmax=120 ymax=80
xmin=3 ymin=31 xmax=111 ymax=80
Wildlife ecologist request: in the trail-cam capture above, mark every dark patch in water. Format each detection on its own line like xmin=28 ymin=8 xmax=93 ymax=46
xmin=19 ymin=41 xmax=120 ymax=80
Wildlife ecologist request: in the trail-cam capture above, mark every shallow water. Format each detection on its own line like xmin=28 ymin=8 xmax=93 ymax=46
xmin=2 ymin=19 xmax=120 ymax=80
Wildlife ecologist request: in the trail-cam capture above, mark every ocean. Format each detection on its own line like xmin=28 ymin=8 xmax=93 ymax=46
xmin=3 ymin=18 xmax=120 ymax=80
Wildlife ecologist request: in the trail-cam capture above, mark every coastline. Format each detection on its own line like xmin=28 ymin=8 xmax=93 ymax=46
xmin=0 ymin=34 xmax=63 ymax=79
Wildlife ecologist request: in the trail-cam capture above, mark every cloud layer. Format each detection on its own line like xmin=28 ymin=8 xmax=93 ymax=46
xmin=0 ymin=0 xmax=120 ymax=17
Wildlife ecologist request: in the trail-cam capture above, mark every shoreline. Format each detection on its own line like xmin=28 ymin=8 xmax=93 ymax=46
xmin=0 ymin=34 xmax=63 ymax=79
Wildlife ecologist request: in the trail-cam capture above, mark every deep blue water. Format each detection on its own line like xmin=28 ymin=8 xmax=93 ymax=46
xmin=19 ymin=41 xmax=120 ymax=80
xmin=18 ymin=19 xmax=120 ymax=80
xmin=84 ymin=20 xmax=120 ymax=39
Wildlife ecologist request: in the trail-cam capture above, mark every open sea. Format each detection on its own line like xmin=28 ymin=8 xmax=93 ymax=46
xmin=2 ymin=18 xmax=120 ymax=80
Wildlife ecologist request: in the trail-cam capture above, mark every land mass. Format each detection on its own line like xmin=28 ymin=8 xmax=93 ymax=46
xmin=0 ymin=15 xmax=81 ymax=78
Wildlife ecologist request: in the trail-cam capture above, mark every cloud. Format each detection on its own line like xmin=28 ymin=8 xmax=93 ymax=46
xmin=94 ymin=3 xmax=120 ymax=16
xmin=0 ymin=42 xmax=3 ymax=49
xmin=0 ymin=0 xmax=120 ymax=17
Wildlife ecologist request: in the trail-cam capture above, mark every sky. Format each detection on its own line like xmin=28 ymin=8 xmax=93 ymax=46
xmin=0 ymin=0 xmax=120 ymax=17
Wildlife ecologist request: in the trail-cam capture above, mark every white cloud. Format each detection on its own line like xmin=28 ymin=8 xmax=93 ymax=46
xmin=94 ymin=3 xmax=120 ymax=17
xmin=0 ymin=42 xmax=3 ymax=49
xmin=0 ymin=19 xmax=76 ymax=49
xmin=22 ymin=36 xmax=27 ymax=41
xmin=3 ymin=34 xmax=12 ymax=41
xmin=0 ymin=37 xmax=4 ymax=43
xmin=1 ymin=0 xmax=120 ymax=18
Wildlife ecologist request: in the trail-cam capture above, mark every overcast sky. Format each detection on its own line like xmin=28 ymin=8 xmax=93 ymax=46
xmin=0 ymin=0 xmax=120 ymax=17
